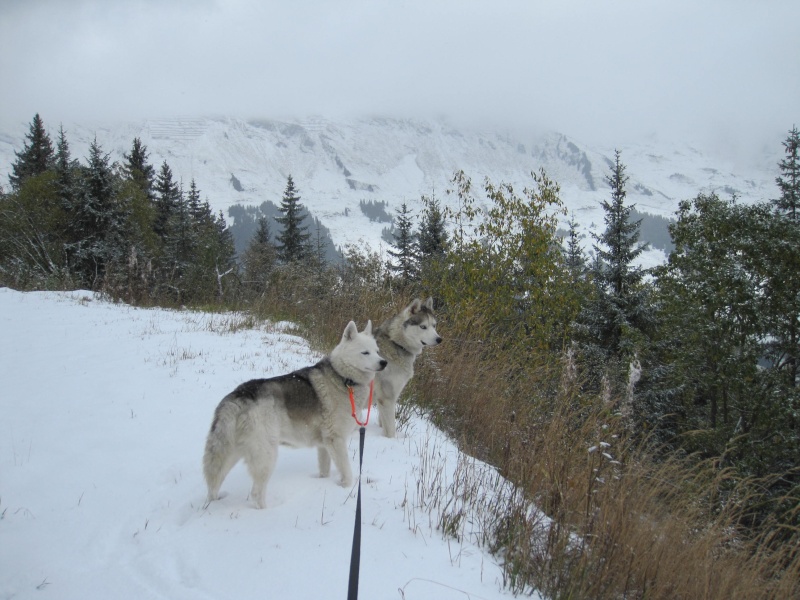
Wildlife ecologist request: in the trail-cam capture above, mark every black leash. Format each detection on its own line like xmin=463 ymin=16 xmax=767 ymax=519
xmin=347 ymin=426 xmax=366 ymax=600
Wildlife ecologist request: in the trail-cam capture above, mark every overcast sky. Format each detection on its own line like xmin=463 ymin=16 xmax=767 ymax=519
xmin=2 ymin=0 xmax=798 ymax=153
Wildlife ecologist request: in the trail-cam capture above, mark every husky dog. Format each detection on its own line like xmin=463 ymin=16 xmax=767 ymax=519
xmin=373 ymin=297 xmax=442 ymax=438
xmin=203 ymin=320 xmax=387 ymax=509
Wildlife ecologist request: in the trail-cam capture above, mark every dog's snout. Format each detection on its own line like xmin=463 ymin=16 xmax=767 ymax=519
xmin=379 ymin=359 xmax=388 ymax=370
xmin=436 ymin=336 xmax=442 ymax=344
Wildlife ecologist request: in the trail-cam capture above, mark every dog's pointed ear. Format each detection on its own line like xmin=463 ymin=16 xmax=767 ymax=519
xmin=407 ymin=298 xmax=423 ymax=315
xmin=363 ymin=319 xmax=373 ymax=335
xmin=424 ymin=297 xmax=434 ymax=311
xmin=342 ymin=320 xmax=359 ymax=342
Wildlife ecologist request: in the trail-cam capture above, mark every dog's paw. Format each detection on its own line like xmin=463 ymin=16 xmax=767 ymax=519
xmin=339 ymin=476 xmax=353 ymax=488
xmin=204 ymin=490 xmax=228 ymax=507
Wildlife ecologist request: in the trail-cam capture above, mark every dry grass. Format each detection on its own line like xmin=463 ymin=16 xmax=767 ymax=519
xmin=408 ymin=314 xmax=800 ymax=600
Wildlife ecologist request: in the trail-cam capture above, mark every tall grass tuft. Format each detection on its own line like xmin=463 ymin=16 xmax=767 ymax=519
xmin=407 ymin=305 xmax=800 ymax=599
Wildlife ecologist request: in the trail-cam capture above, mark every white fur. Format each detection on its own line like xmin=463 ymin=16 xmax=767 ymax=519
xmin=203 ymin=320 xmax=386 ymax=509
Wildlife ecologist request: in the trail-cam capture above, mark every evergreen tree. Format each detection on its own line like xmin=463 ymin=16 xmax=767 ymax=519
xmin=54 ymin=126 xmax=81 ymax=272
xmin=767 ymin=126 xmax=800 ymax=387
xmin=9 ymin=114 xmax=55 ymax=191
xmin=187 ymin=179 xmax=208 ymax=222
xmin=254 ymin=216 xmax=273 ymax=246
xmin=168 ymin=182 xmax=194 ymax=279
xmin=645 ymin=193 xmax=800 ymax=496
xmin=212 ymin=210 xmax=237 ymax=299
xmin=774 ymin=126 xmax=800 ymax=221
xmin=53 ymin=126 xmax=79 ymax=214
xmin=122 ymin=138 xmax=155 ymax=202
xmin=387 ymin=202 xmax=418 ymax=284
xmin=564 ymin=212 xmax=586 ymax=281
xmin=310 ymin=220 xmax=328 ymax=269
xmin=242 ymin=217 xmax=277 ymax=294
xmin=579 ymin=150 xmax=652 ymax=360
xmin=275 ymin=175 xmax=311 ymax=263
xmin=71 ymin=138 xmax=119 ymax=284
xmin=111 ymin=172 xmax=158 ymax=302
xmin=153 ymin=161 xmax=181 ymax=242
xmin=417 ymin=191 xmax=449 ymax=261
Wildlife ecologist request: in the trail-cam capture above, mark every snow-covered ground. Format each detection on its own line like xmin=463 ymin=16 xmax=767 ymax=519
xmin=0 ymin=288 xmax=536 ymax=600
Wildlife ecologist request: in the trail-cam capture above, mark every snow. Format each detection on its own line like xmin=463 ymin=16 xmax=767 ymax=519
xmin=0 ymin=288 xmax=536 ymax=600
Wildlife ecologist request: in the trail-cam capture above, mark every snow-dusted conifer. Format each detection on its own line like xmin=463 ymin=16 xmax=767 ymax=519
xmin=417 ymin=192 xmax=449 ymax=260
xmin=580 ymin=150 xmax=652 ymax=359
xmin=387 ymin=202 xmax=418 ymax=284
xmin=774 ymin=126 xmax=800 ymax=221
xmin=275 ymin=175 xmax=311 ymax=263
xmin=71 ymin=138 xmax=119 ymax=284
xmin=241 ymin=217 xmax=277 ymax=295
xmin=122 ymin=138 xmax=156 ymax=202
xmin=153 ymin=161 xmax=181 ymax=242
xmin=8 ymin=114 xmax=55 ymax=191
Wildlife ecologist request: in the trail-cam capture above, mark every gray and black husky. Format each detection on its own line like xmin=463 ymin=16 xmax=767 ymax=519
xmin=203 ymin=320 xmax=387 ymax=509
xmin=373 ymin=297 xmax=442 ymax=438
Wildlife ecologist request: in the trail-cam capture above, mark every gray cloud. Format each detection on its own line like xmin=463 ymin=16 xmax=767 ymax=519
xmin=1 ymin=0 xmax=798 ymax=154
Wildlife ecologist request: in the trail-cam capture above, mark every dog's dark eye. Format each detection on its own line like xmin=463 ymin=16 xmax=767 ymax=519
xmin=420 ymin=325 xmax=427 ymax=330
xmin=361 ymin=351 xmax=370 ymax=355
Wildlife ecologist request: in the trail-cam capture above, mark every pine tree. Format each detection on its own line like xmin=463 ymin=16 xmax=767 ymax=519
xmin=767 ymin=127 xmax=800 ymax=387
xmin=256 ymin=216 xmax=273 ymax=247
xmin=111 ymin=146 xmax=159 ymax=301
xmin=564 ymin=212 xmax=586 ymax=280
xmin=212 ymin=210 xmax=237 ymax=299
xmin=53 ymin=126 xmax=81 ymax=271
xmin=122 ymin=138 xmax=156 ymax=202
xmin=275 ymin=175 xmax=311 ymax=263
xmin=242 ymin=216 xmax=278 ymax=294
xmin=387 ymin=202 xmax=418 ymax=284
xmin=153 ymin=161 xmax=181 ymax=242
xmin=54 ymin=126 xmax=79 ymax=214
xmin=187 ymin=179 xmax=208 ymax=222
xmin=9 ymin=114 xmax=55 ymax=190
xmin=646 ymin=194 xmax=794 ymax=470
xmin=169 ymin=182 xmax=194 ymax=279
xmin=774 ymin=126 xmax=800 ymax=221
xmin=417 ymin=191 xmax=449 ymax=260
xmin=71 ymin=138 xmax=119 ymax=284
xmin=579 ymin=150 xmax=652 ymax=361
xmin=310 ymin=219 xmax=329 ymax=268
xmin=772 ymin=126 xmax=800 ymax=221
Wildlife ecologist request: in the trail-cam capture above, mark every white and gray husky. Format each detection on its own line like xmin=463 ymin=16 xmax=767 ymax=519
xmin=203 ymin=320 xmax=387 ymax=509
xmin=373 ymin=297 xmax=442 ymax=438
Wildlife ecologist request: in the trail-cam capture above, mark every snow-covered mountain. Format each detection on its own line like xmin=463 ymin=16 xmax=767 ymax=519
xmin=0 ymin=115 xmax=782 ymax=265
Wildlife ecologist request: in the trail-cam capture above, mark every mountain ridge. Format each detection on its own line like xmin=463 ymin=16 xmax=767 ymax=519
xmin=0 ymin=115 xmax=781 ymax=265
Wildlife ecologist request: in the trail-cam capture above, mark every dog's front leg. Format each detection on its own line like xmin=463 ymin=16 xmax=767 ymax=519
xmin=326 ymin=438 xmax=353 ymax=487
xmin=317 ymin=446 xmax=332 ymax=478
xmin=377 ymin=397 xmax=397 ymax=438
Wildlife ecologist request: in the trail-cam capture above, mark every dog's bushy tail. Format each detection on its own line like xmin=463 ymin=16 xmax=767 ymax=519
xmin=203 ymin=398 xmax=240 ymax=503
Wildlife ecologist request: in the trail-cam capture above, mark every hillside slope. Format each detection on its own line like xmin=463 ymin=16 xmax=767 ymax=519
xmin=0 ymin=115 xmax=780 ymax=263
